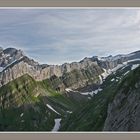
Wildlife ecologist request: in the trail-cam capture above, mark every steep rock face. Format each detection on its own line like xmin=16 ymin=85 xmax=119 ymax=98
xmin=103 ymin=66 xmax=140 ymax=131
xmin=46 ymin=64 xmax=103 ymax=91
xmin=0 ymin=47 xmax=140 ymax=92
xmin=0 ymin=57 xmax=103 ymax=91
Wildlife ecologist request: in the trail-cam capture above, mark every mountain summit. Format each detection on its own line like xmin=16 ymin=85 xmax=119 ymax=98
xmin=0 ymin=47 xmax=140 ymax=131
xmin=0 ymin=47 xmax=140 ymax=90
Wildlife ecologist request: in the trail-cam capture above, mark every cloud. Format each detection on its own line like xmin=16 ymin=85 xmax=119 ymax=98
xmin=0 ymin=9 xmax=139 ymax=64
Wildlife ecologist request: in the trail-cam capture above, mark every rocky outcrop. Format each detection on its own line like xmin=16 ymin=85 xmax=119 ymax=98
xmin=46 ymin=64 xmax=103 ymax=91
xmin=103 ymin=66 xmax=140 ymax=131
xmin=0 ymin=56 xmax=104 ymax=90
xmin=0 ymin=47 xmax=140 ymax=92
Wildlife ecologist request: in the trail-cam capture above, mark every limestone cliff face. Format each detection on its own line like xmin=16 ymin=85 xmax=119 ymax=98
xmin=103 ymin=66 xmax=140 ymax=131
xmin=0 ymin=56 xmax=103 ymax=90
xmin=0 ymin=47 xmax=140 ymax=92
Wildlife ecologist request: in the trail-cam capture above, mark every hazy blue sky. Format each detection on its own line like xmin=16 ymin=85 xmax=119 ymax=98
xmin=0 ymin=9 xmax=140 ymax=64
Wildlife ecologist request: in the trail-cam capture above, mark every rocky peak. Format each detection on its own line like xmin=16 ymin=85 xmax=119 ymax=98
xmin=0 ymin=47 xmax=140 ymax=91
xmin=0 ymin=47 xmax=24 ymax=68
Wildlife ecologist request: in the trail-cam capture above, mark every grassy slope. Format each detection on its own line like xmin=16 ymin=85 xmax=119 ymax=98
xmin=0 ymin=74 xmax=85 ymax=131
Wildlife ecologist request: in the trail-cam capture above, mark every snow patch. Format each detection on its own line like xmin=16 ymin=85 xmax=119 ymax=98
xmin=80 ymin=88 xmax=103 ymax=96
xmin=131 ymin=64 xmax=140 ymax=70
xmin=101 ymin=68 xmax=112 ymax=80
xmin=126 ymin=59 xmax=140 ymax=63
xmin=80 ymin=91 xmax=92 ymax=96
xmin=65 ymin=88 xmax=77 ymax=92
xmin=121 ymin=65 xmax=128 ymax=70
xmin=94 ymin=88 xmax=103 ymax=94
xmin=98 ymin=57 xmax=106 ymax=61
xmin=52 ymin=118 xmax=62 ymax=131
xmin=9 ymin=57 xmax=12 ymax=60
xmin=124 ymin=71 xmax=130 ymax=76
xmin=5 ymin=54 xmax=10 ymax=57
xmin=98 ymin=75 xmax=103 ymax=84
xmin=111 ymin=64 xmax=124 ymax=72
xmin=111 ymin=78 xmax=115 ymax=82
xmin=20 ymin=113 xmax=24 ymax=117
xmin=101 ymin=63 xmax=128 ymax=81
xmin=100 ymin=59 xmax=140 ymax=81
xmin=121 ymin=59 xmax=140 ymax=66
xmin=65 ymin=88 xmax=72 ymax=92
xmin=46 ymin=104 xmax=60 ymax=115
xmin=46 ymin=104 xmax=61 ymax=115
xmin=126 ymin=53 xmax=135 ymax=57
xmin=66 ymin=111 xmax=73 ymax=114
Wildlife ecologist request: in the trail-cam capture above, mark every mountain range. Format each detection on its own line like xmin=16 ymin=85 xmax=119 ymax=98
xmin=0 ymin=47 xmax=140 ymax=131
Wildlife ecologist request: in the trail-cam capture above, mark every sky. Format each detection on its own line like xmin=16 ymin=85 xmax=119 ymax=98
xmin=0 ymin=8 xmax=140 ymax=64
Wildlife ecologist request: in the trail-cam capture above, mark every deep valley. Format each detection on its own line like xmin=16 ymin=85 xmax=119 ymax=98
xmin=0 ymin=47 xmax=140 ymax=131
